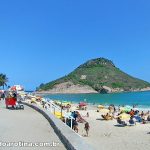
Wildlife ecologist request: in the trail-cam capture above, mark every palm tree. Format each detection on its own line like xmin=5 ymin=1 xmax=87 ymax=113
xmin=0 ymin=74 xmax=8 ymax=89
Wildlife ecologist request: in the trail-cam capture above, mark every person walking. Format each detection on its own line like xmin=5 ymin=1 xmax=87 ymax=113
xmin=73 ymin=120 xmax=78 ymax=133
xmin=84 ymin=122 xmax=90 ymax=137
xmin=1 ymin=92 xmax=5 ymax=101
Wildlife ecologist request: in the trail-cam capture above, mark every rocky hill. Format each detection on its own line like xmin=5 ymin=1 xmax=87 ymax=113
xmin=37 ymin=58 xmax=150 ymax=93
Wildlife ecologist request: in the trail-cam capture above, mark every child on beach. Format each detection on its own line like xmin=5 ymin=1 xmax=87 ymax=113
xmin=84 ymin=122 xmax=90 ymax=137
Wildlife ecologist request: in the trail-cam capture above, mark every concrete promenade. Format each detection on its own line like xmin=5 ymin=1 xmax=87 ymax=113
xmin=0 ymin=100 xmax=66 ymax=150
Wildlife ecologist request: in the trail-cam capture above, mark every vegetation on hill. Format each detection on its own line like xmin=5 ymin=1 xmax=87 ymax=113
xmin=37 ymin=58 xmax=150 ymax=93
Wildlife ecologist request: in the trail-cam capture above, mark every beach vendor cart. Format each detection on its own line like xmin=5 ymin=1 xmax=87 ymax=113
xmin=5 ymin=91 xmax=24 ymax=109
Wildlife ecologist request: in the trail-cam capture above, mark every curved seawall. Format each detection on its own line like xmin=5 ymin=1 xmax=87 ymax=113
xmin=22 ymin=102 xmax=94 ymax=150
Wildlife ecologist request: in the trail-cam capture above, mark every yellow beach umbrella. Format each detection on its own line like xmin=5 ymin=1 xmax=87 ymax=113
xmin=98 ymin=105 xmax=104 ymax=109
xmin=31 ymin=98 xmax=36 ymax=103
xmin=62 ymin=102 xmax=69 ymax=106
xmin=100 ymin=108 xmax=109 ymax=113
xmin=119 ymin=113 xmax=130 ymax=120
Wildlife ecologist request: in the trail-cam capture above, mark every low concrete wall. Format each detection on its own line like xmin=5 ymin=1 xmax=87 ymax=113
xmin=22 ymin=102 xmax=94 ymax=150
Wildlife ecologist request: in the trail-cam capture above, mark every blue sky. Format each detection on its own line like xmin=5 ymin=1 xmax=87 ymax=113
xmin=0 ymin=0 xmax=150 ymax=90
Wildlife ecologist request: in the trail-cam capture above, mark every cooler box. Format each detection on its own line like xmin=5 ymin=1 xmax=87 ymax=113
xmin=5 ymin=97 xmax=16 ymax=107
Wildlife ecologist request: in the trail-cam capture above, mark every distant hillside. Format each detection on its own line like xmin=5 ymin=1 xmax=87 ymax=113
xmin=37 ymin=58 xmax=150 ymax=93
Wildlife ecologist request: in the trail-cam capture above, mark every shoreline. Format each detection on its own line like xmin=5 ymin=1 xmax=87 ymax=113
xmin=34 ymin=91 xmax=150 ymax=110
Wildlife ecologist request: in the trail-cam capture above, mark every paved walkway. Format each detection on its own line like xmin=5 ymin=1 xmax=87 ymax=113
xmin=0 ymin=100 xmax=66 ymax=150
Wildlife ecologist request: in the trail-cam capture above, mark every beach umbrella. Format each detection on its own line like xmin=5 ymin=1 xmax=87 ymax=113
xmin=0 ymin=90 xmax=4 ymax=92
xmin=64 ymin=101 xmax=71 ymax=105
xmin=10 ymin=86 xmax=17 ymax=91
xmin=124 ymin=106 xmax=132 ymax=112
xmin=10 ymin=85 xmax=24 ymax=91
xmin=119 ymin=113 xmax=130 ymax=120
xmin=100 ymin=108 xmax=109 ymax=113
xmin=31 ymin=98 xmax=37 ymax=103
xmin=98 ymin=105 xmax=104 ymax=109
xmin=62 ymin=102 xmax=70 ymax=107
xmin=79 ymin=102 xmax=87 ymax=107
xmin=120 ymin=107 xmax=126 ymax=112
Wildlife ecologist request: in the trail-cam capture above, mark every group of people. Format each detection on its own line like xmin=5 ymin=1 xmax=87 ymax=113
xmin=130 ymin=110 xmax=150 ymax=124
xmin=0 ymin=91 xmax=17 ymax=100
xmin=62 ymin=110 xmax=90 ymax=136
xmin=101 ymin=104 xmax=150 ymax=126
xmin=117 ymin=116 xmax=136 ymax=126
xmin=71 ymin=111 xmax=90 ymax=136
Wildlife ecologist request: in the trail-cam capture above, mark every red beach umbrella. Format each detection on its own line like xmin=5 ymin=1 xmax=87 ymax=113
xmin=79 ymin=102 xmax=87 ymax=107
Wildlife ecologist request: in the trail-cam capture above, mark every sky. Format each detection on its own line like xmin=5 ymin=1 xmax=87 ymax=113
xmin=0 ymin=0 xmax=150 ymax=90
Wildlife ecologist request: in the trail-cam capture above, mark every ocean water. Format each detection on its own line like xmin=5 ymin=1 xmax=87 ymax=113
xmin=44 ymin=91 xmax=150 ymax=110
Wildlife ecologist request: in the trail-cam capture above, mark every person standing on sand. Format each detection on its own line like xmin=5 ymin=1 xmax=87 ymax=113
xmin=84 ymin=122 xmax=90 ymax=137
xmin=73 ymin=120 xmax=78 ymax=133
xmin=1 ymin=92 xmax=5 ymax=101
xmin=87 ymin=112 xmax=89 ymax=117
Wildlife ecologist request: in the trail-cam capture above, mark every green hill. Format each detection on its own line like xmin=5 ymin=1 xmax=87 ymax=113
xmin=37 ymin=58 xmax=150 ymax=93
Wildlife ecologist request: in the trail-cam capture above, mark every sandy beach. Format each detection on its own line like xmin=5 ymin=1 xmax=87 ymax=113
xmin=75 ymin=106 xmax=150 ymax=150
xmin=24 ymin=94 xmax=150 ymax=150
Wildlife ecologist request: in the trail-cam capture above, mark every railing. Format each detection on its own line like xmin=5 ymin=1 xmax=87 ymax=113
xmin=43 ymin=98 xmax=75 ymax=129
xmin=24 ymin=95 xmax=81 ymax=136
